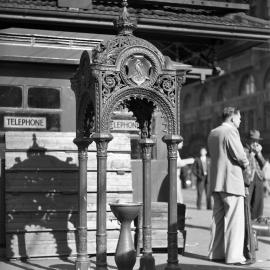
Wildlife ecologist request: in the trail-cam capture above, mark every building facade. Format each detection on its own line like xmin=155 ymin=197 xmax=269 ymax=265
xmin=181 ymin=0 xmax=270 ymax=158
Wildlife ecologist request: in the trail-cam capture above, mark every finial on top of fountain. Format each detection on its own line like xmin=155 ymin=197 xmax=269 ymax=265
xmin=114 ymin=0 xmax=137 ymax=35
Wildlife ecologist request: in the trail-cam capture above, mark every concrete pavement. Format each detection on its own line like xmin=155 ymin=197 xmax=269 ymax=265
xmin=0 ymin=188 xmax=269 ymax=270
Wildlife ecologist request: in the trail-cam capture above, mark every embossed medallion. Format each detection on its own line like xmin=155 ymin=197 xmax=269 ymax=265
xmin=125 ymin=55 xmax=152 ymax=86
xmin=120 ymin=48 xmax=160 ymax=88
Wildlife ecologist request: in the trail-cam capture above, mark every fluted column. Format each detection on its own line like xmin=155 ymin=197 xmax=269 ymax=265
xmin=162 ymin=134 xmax=182 ymax=270
xmin=73 ymin=137 xmax=93 ymax=270
xmin=92 ymin=133 xmax=113 ymax=270
xmin=139 ymin=138 xmax=156 ymax=270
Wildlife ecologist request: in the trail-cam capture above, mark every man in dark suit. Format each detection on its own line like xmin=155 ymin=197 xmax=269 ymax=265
xmin=192 ymin=147 xmax=212 ymax=210
xmin=245 ymin=130 xmax=266 ymax=220
xmin=242 ymin=130 xmax=267 ymax=263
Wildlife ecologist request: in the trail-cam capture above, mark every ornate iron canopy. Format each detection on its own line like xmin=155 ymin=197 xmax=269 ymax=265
xmin=71 ymin=0 xmax=190 ymax=139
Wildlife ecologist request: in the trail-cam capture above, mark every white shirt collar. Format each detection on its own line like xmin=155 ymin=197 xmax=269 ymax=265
xmin=222 ymin=122 xmax=234 ymax=128
xmin=222 ymin=122 xmax=239 ymax=132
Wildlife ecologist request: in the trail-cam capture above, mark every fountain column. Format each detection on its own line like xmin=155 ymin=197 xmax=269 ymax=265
xmin=139 ymin=138 xmax=156 ymax=270
xmin=73 ymin=137 xmax=92 ymax=270
xmin=92 ymin=133 xmax=113 ymax=270
xmin=162 ymin=134 xmax=182 ymax=270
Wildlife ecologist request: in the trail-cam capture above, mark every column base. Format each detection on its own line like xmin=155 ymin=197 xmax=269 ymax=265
xmin=139 ymin=253 xmax=156 ymax=270
xmin=75 ymin=258 xmax=90 ymax=270
xmin=164 ymin=262 xmax=182 ymax=270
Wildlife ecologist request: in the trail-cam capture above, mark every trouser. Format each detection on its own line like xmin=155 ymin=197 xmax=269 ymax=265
xmin=208 ymin=192 xmax=245 ymax=264
xmin=244 ymin=191 xmax=256 ymax=262
xmin=249 ymin=176 xmax=264 ymax=220
xmin=196 ymin=176 xmax=211 ymax=209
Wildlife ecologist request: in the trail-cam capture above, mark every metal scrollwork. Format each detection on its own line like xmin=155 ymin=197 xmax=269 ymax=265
xmin=83 ymin=106 xmax=95 ymax=138
xmin=101 ymin=72 xmax=122 ymax=103
xmin=94 ymin=78 xmax=101 ymax=132
xmin=162 ymin=135 xmax=183 ymax=159
xmin=161 ymin=77 xmax=175 ymax=92
xmin=95 ymin=139 xmax=110 ymax=158
xmin=78 ymin=150 xmax=88 ymax=161
xmin=166 ymin=143 xmax=178 ymax=159
xmin=141 ymin=121 xmax=151 ymax=139
xmin=141 ymin=143 xmax=153 ymax=160
xmin=100 ymin=87 xmax=176 ymax=135
xmin=156 ymin=75 xmax=176 ymax=106
xmin=92 ymin=35 xmax=164 ymax=67
xmin=176 ymin=73 xmax=186 ymax=89
xmin=103 ymin=73 xmax=118 ymax=89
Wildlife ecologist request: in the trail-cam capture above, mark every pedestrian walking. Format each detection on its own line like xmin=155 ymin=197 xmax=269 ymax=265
xmin=192 ymin=147 xmax=212 ymax=210
xmin=207 ymin=107 xmax=252 ymax=265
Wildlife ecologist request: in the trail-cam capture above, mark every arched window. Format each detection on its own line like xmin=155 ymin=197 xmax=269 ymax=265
xmin=199 ymin=88 xmax=211 ymax=106
xmin=217 ymin=82 xmax=227 ymax=102
xmin=239 ymin=74 xmax=256 ymax=96
xmin=264 ymin=68 xmax=270 ymax=91
xmin=183 ymin=93 xmax=192 ymax=110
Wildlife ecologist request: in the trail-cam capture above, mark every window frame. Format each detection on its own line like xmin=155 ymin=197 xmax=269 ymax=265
xmin=239 ymin=74 xmax=256 ymax=96
xmin=0 ymin=84 xmax=24 ymax=109
xmin=26 ymin=85 xmax=62 ymax=110
xmin=0 ymin=84 xmax=62 ymax=132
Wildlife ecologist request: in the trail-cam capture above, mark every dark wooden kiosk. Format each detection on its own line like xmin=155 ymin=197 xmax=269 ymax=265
xmin=71 ymin=1 xmax=190 ymax=270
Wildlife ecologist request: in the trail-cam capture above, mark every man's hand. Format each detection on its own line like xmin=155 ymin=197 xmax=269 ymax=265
xmin=250 ymin=142 xmax=262 ymax=154
xmin=243 ymin=164 xmax=252 ymax=186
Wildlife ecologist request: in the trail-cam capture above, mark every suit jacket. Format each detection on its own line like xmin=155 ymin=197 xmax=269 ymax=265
xmin=192 ymin=157 xmax=210 ymax=181
xmin=244 ymin=147 xmax=265 ymax=186
xmin=207 ymin=122 xmax=249 ymax=196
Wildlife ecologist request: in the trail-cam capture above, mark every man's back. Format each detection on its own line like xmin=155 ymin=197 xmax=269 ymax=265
xmin=208 ymin=123 xmax=247 ymax=196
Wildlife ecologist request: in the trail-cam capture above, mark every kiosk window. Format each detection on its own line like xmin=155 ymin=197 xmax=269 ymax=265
xmin=0 ymin=85 xmax=22 ymax=107
xmin=28 ymin=87 xmax=60 ymax=109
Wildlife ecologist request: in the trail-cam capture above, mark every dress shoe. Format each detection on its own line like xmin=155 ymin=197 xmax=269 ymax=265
xmin=229 ymin=259 xmax=254 ymax=266
xmin=210 ymin=259 xmax=225 ymax=263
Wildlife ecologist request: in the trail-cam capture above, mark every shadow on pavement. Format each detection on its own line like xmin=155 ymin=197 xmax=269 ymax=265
xmin=257 ymin=237 xmax=270 ymax=245
xmin=2 ymin=258 xmax=75 ymax=270
xmin=155 ymin=262 xmax=265 ymax=270
xmin=6 ymin=133 xmax=78 ymax=259
xmin=49 ymin=264 xmax=74 ymax=270
xmin=185 ymin=224 xmax=210 ymax=231
xmin=3 ymin=261 xmax=33 ymax=270
xmin=183 ymin=251 xmax=209 ymax=261
xmin=90 ymin=259 xmax=118 ymax=270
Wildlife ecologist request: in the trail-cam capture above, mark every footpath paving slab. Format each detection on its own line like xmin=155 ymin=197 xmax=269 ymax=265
xmin=0 ymin=189 xmax=269 ymax=270
xmin=0 ymin=254 xmax=269 ymax=270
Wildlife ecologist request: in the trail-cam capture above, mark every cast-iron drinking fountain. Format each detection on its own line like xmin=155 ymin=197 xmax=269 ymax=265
xmin=110 ymin=202 xmax=142 ymax=270
xmin=70 ymin=1 xmax=190 ymax=270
